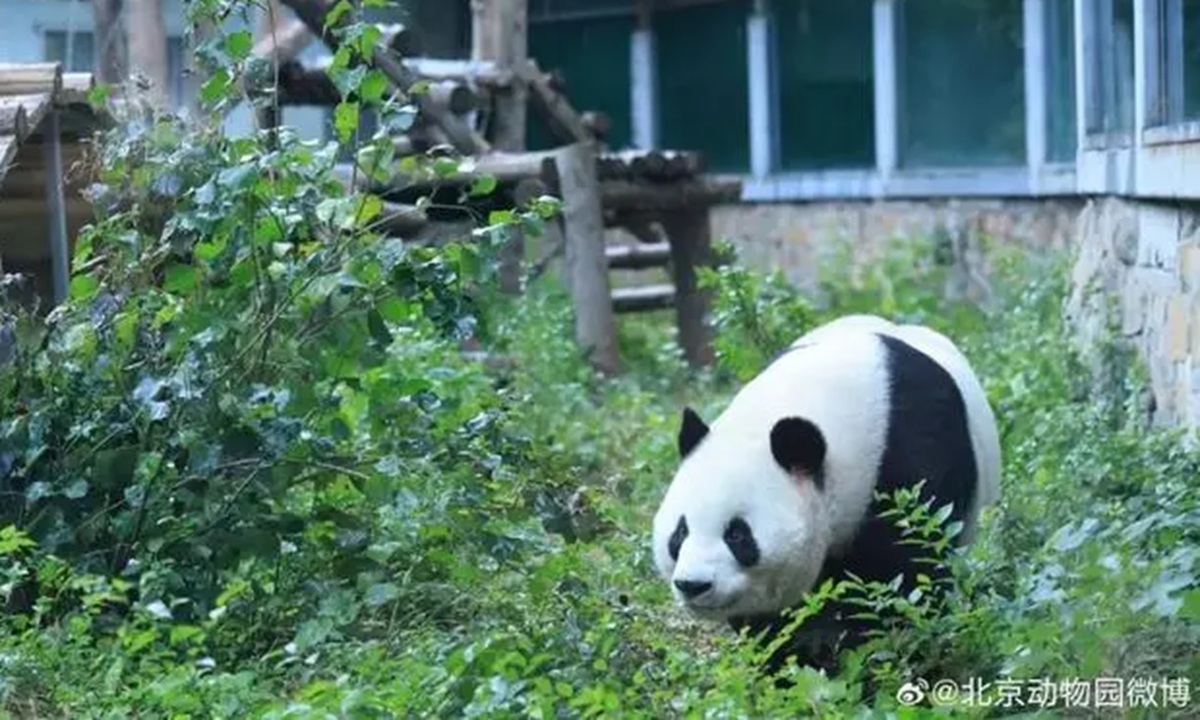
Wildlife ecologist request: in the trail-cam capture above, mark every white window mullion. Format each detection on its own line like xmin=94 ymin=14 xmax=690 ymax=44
xmin=631 ymin=26 xmax=657 ymax=149
xmin=1025 ymin=0 xmax=1048 ymax=190
xmin=747 ymin=8 xmax=774 ymax=177
xmin=873 ymin=0 xmax=898 ymax=179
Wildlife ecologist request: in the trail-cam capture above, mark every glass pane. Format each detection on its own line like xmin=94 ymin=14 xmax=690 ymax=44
xmin=45 ymin=31 xmax=94 ymax=73
xmin=897 ymin=0 xmax=1025 ymax=167
xmin=655 ymin=0 xmax=751 ymax=172
xmin=1045 ymin=0 xmax=1076 ymax=162
xmin=1183 ymin=1 xmax=1200 ymax=119
xmin=774 ymin=0 xmax=874 ymax=170
xmin=528 ymin=16 xmax=634 ymax=150
xmin=1111 ymin=0 xmax=1134 ymax=132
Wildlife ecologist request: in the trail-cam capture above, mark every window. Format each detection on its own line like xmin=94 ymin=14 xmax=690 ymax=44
xmin=1148 ymin=0 xmax=1200 ymax=126
xmin=44 ymin=30 xmax=95 ymax=73
xmin=45 ymin=30 xmax=186 ymax=108
xmin=896 ymin=0 xmax=1026 ymax=168
xmin=1045 ymin=0 xmax=1077 ymax=162
xmin=654 ymin=0 xmax=751 ymax=172
xmin=528 ymin=15 xmax=634 ymax=150
xmin=772 ymin=0 xmax=874 ymax=170
xmin=1084 ymin=0 xmax=1134 ymax=135
xmin=530 ymin=0 xmax=636 ymax=22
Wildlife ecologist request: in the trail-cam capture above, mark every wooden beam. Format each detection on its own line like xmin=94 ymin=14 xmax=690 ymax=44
xmin=606 ymin=242 xmax=671 ymax=270
xmin=278 ymin=0 xmax=489 ymax=155
xmin=334 ymin=149 xmax=714 ymax=195
xmin=0 ymin=63 xmax=63 ymax=97
xmin=663 ymin=210 xmax=715 ymax=367
xmin=43 ymin=108 xmax=69 ymax=306
xmin=277 ymin=62 xmax=481 ymax=115
xmin=402 ymin=58 xmax=513 ymax=86
xmin=612 ymin=284 xmax=675 ymax=313
xmin=515 ymin=59 xmax=592 ymax=145
xmin=602 ymin=177 xmax=742 ymax=211
xmin=552 ymin=141 xmax=620 ymax=374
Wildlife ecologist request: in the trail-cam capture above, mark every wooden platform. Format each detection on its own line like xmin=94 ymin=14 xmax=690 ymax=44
xmin=0 ymin=63 xmax=111 ymax=308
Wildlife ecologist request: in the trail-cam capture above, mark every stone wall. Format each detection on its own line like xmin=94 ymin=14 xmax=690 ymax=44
xmin=1065 ymin=196 xmax=1200 ymax=430
xmin=707 ymin=198 xmax=1082 ymax=293
xmin=605 ymin=198 xmax=1082 ymax=299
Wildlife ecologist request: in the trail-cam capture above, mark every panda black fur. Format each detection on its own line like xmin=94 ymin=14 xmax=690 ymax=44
xmin=651 ymin=314 xmax=1001 ymax=674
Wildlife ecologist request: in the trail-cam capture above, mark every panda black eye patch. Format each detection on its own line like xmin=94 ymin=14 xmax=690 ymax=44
xmin=668 ymin=516 xmax=688 ymax=561
xmin=723 ymin=517 xmax=760 ymax=567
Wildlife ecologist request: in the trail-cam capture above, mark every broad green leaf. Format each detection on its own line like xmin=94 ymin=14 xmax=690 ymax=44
xmin=69 ymin=274 xmax=100 ymax=302
xmin=163 ymin=264 xmax=197 ymax=294
xmin=223 ymin=30 xmax=253 ymax=62
xmin=335 ymin=101 xmax=360 ymax=143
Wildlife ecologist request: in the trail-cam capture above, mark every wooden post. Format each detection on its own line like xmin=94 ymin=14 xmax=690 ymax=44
xmin=662 ymin=209 xmax=715 ymax=368
xmin=255 ymin=0 xmax=284 ymax=145
xmin=554 ymin=142 xmax=620 ymax=375
xmin=43 ymin=108 xmax=69 ymax=306
xmin=472 ymin=0 xmax=528 ymax=294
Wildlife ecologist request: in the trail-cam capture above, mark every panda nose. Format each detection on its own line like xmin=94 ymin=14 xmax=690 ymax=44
xmin=674 ymin=579 xmax=713 ymax=599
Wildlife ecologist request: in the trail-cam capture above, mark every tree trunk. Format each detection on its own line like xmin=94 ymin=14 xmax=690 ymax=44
xmin=93 ymin=0 xmax=126 ymax=84
xmin=126 ymin=0 xmax=169 ymax=108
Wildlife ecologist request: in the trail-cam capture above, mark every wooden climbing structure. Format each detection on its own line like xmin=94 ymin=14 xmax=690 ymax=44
xmin=253 ymin=0 xmax=741 ymax=374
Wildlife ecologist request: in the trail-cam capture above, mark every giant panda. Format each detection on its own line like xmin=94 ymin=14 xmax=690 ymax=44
xmin=650 ymin=314 xmax=1002 ymax=674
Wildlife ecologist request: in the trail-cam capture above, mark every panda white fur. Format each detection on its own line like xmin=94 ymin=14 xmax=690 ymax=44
xmin=650 ymin=314 xmax=1001 ymax=670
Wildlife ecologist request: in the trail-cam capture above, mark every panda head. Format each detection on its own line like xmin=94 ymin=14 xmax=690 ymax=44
xmin=651 ymin=406 xmax=833 ymax=622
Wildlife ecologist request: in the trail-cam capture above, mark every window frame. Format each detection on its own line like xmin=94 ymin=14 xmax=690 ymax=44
xmin=1141 ymin=0 xmax=1200 ymax=146
xmin=1081 ymin=0 xmax=1137 ymax=150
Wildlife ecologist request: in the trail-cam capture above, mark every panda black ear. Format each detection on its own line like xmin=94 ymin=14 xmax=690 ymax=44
xmin=770 ymin=417 xmax=826 ymax=489
xmin=679 ymin=406 xmax=710 ymax=459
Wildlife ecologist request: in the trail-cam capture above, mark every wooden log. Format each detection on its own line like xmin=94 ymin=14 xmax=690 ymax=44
xmin=278 ymin=0 xmax=489 ymax=155
xmin=278 ymin=61 xmax=480 ymax=115
xmin=425 ymin=80 xmax=480 ymax=116
xmin=0 ymin=63 xmax=63 ymax=98
xmin=0 ymin=98 xmax=28 ymax=140
xmin=515 ymin=59 xmax=592 ymax=145
xmin=59 ymin=73 xmax=96 ymax=104
xmin=552 ymin=141 xmax=620 ymax=374
xmin=616 ymin=212 xmax=665 ymax=244
xmin=612 ymin=284 xmax=675 ymax=313
xmin=249 ymin=16 xmax=313 ymax=63
xmin=403 ymin=57 xmax=512 ymax=86
xmin=512 ymin=176 xmax=547 ymax=207
xmin=606 ymin=242 xmax=670 ymax=270
xmin=663 ymin=210 xmax=715 ymax=367
xmin=601 ymin=177 xmax=743 ymax=212
xmin=581 ymin=111 xmax=611 ymax=140
xmin=371 ymin=201 xmax=427 ymax=236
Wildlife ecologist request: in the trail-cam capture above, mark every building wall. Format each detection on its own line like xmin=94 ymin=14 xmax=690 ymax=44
xmin=1065 ymin=197 xmax=1200 ymax=429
